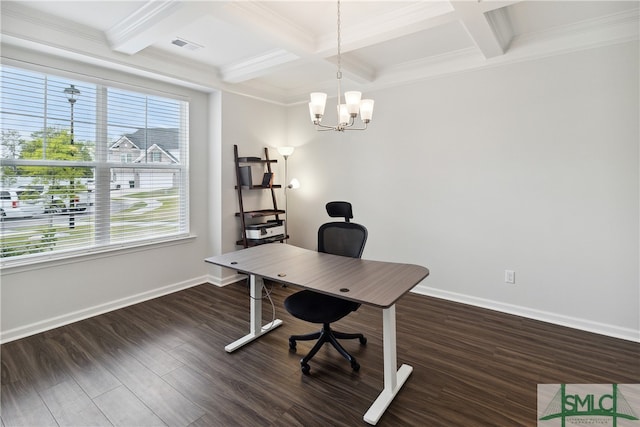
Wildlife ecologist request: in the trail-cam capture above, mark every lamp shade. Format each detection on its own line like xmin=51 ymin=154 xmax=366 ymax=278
xmin=277 ymin=146 xmax=295 ymax=157
xmin=344 ymin=91 xmax=362 ymax=115
xmin=309 ymin=92 xmax=327 ymax=116
xmin=360 ymin=99 xmax=375 ymax=122
xmin=289 ymin=178 xmax=300 ymax=189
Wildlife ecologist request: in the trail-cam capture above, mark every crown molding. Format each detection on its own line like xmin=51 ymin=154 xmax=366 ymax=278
xmin=105 ymin=1 xmax=182 ymax=54
xmin=507 ymin=8 xmax=639 ymax=59
xmin=221 ymin=49 xmax=300 ymax=83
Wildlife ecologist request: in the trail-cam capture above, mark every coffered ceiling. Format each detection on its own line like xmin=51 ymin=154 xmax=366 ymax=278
xmin=1 ymin=1 xmax=638 ymax=105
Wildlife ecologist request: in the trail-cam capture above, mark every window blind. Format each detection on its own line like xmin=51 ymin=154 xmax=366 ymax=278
xmin=0 ymin=65 xmax=189 ymax=265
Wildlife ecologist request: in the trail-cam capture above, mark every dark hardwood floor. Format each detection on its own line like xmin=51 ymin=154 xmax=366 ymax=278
xmin=1 ymin=281 xmax=638 ymax=426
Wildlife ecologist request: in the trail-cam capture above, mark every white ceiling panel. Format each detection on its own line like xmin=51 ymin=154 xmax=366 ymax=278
xmin=346 ymin=20 xmax=474 ymax=71
xmin=151 ymin=14 xmax=279 ymax=68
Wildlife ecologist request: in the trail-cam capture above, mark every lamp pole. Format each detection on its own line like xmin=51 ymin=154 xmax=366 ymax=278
xmin=277 ymin=147 xmax=295 ymax=241
xmin=283 ymin=153 xmax=290 ymax=241
xmin=64 ymin=84 xmax=80 ymax=229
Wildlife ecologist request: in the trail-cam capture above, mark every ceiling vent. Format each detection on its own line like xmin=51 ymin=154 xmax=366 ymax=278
xmin=171 ymin=38 xmax=203 ymax=51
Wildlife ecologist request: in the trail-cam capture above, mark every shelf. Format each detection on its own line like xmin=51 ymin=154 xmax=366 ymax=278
xmin=237 ymin=157 xmax=277 ymax=164
xmin=236 ymin=209 xmax=285 ymax=218
xmin=235 ymin=235 xmax=289 ymax=246
xmin=234 ymin=145 xmax=285 ymax=248
xmin=235 ymin=185 xmax=282 ymax=190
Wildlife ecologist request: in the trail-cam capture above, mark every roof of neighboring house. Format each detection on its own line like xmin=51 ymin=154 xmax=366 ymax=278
xmin=133 ymin=143 xmax=179 ymax=164
xmin=110 ymin=135 xmax=141 ymax=150
xmin=123 ymin=128 xmax=179 ymax=151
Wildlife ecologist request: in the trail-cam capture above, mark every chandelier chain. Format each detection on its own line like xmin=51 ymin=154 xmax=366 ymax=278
xmin=337 ymin=0 xmax=341 ymax=78
xmin=336 ymin=0 xmax=342 ymax=104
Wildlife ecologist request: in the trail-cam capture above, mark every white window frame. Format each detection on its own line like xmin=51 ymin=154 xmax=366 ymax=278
xmin=0 ymin=63 xmax=190 ymax=268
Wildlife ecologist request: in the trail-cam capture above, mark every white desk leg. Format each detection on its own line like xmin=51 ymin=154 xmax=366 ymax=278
xmin=363 ymin=304 xmax=413 ymax=425
xmin=224 ymin=274 xmax=282 ymax=353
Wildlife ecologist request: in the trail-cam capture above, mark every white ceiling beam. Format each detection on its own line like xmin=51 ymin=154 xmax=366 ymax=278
xmin=451 ymin=1 xmax=509 ymax=59
xmin=105 ymin=1 xmax=209 ymax=55
xmin=221 ymin=49 xmax=300 ymax=83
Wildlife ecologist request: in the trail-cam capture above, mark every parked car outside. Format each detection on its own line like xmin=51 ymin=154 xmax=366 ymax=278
xmin=0 ymin=189 xmax=33 ymax=219
xmin=15 ymin=188 xmax=46 ymax=216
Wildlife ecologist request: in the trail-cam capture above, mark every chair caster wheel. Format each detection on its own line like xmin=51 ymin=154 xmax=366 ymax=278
xmin=359 ymin=337 xmax=367 ymax=345
xmin=289 ymin=339 xmax=297 ymax=351
xmin=351 ymin=360 xmax=360 ymax=371
xmin=301 ymin=362 xmax=311 ymax=375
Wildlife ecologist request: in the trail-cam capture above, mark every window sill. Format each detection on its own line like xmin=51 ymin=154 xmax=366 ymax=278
xmin=0 ymin=234 xmax=197 ymax=275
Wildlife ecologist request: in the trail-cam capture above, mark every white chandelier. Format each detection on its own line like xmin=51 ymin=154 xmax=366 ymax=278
xmin=308 ymin=0 xmax=374 ymax=132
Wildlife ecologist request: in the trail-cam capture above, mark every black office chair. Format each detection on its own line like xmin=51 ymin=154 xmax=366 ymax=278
xmin=284 ymin=201 xmax=368 ymax=375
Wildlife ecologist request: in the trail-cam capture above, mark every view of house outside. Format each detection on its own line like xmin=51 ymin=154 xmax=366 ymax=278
xmin=0 ymin=65 xmax=189 ymax=263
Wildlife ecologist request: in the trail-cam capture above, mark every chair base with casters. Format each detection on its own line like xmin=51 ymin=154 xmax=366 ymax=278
xmin=285 ymin=289 xmax=368 ymax=375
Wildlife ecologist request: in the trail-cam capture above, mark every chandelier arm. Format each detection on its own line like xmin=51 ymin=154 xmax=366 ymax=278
xmin=316 ymin=123 xmax=368 ymax=132
xmin=315 ymin=123 xmax=340 ymax=131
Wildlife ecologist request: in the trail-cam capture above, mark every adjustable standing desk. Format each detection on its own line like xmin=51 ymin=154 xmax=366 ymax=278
xmin=205 ymin=244 xmax=429 ymax=425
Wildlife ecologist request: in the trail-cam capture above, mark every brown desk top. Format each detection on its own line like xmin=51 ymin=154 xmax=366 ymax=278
xmin=205 ymin=244 xmax=430 ymax=308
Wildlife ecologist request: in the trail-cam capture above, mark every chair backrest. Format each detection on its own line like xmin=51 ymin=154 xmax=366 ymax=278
xmin=318 ymin=202 xmax=367 ymax=258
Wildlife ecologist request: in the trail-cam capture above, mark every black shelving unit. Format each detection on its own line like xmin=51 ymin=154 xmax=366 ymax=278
xmin=234 ymin=144 xmax=288 ymax=247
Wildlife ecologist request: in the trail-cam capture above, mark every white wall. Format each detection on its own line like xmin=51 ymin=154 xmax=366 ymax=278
xmin=285 ymin=41 xmax=639 ymax=341
xmin=212 ymin=92 xmax=288 ymax=283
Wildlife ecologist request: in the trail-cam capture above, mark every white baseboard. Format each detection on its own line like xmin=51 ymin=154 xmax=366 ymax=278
xmin=5 ymin=276 xmax=636 ymax=344
xmin=205 ymin=272 xmax=247 ymax=287
xmin=1 ymin=271 xmax=248 ymax=344
xmin=412 ymin=284 xmax=640 ymax=343
xmin=0 ymin=275 xmax=209 ymax=344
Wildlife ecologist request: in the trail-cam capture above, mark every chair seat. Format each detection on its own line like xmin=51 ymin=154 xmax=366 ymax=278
xmin=284 ymin=290 xmax=360 ymax=324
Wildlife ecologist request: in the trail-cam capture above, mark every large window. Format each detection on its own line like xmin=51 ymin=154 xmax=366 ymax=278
xmin=0 ymin=65 xmax=189 ymax=265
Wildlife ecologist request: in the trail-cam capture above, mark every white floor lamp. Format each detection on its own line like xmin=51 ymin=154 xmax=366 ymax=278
xmin=277 ymin=147 xmax=299 ymax=241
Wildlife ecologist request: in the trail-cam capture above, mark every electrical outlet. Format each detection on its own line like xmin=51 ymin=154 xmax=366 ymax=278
xmin=505 ymin=270 xmax=515 ymax=284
